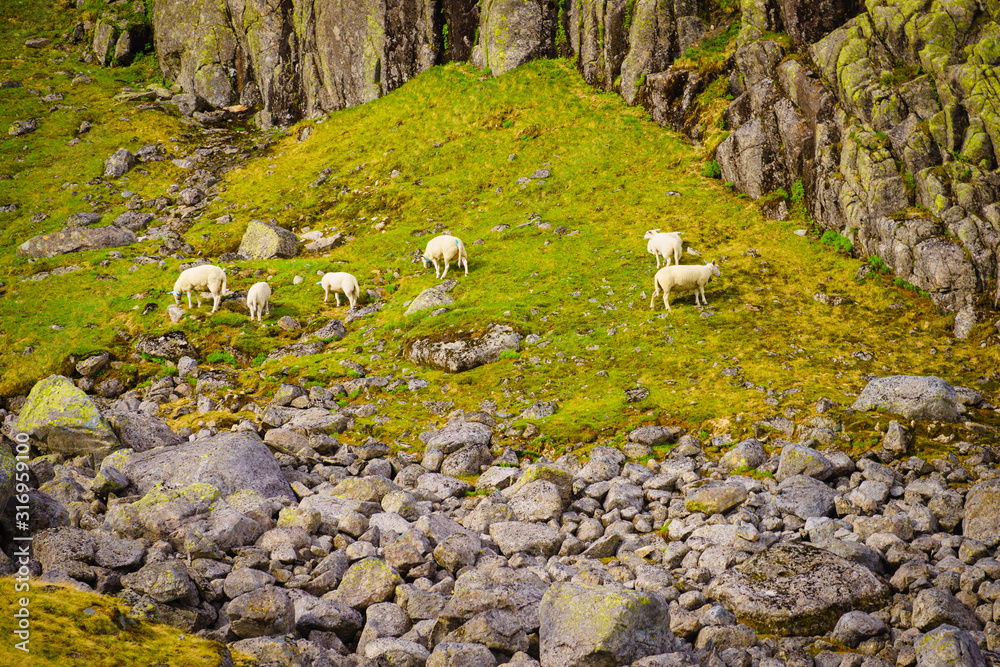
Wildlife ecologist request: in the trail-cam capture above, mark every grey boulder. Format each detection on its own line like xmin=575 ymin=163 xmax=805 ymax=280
xmin=705 ymin=543 xmax=889 ymax=636
xmin=406 ymin=323 xmax=522 ymax=372
xmin=119 ymin=431 xmax=294 ymax=500
xmin=851 ymin=375 xmax=960 ymax=421
xmin=539 ymin=582 xmax=672 ymax=667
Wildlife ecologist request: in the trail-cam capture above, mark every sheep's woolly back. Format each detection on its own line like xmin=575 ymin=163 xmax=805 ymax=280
xmin=173 ymin=264 xmax=226 ymax=294
xmin=654 ymin=262 xmax=720 ymax=289
xmin=247 ymin=282 xmax=271 ymax=321
xmin=646 ymin=232 xmax=684 ymax=266
xmin=423 ymin=235 xmax=465 ymax=262
xmin=246 ymin=282 xmax=271 ymax=305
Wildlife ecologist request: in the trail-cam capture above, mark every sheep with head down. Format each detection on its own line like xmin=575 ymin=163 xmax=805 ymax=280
xmin=650 ymin=260 xmax=721 ymax=312
xmin=644 ymin=229 xmax=684 ymax=269
xmin=318 ymin=272 xmax=359 ymax=309
xmin=170 ymin=264 xmax=227 ymax=314
xmin=421 ymin=234 xmax=468 ymax=279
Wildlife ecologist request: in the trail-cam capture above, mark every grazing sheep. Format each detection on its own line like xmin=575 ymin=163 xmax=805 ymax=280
xmin=650 ymin=261 xmax=721 ymax=312
xmin=318 ymin=272 xmax=360 ymax=309
xmin=422 ymin=235 xmax=468 ymax=279
xmin=246 ymin=282 xmax=272 ymax=323
xmin=644 ymin=229 xmax=684 ymax=269
xmin=170 ymin=264 xmax=227 ymax=313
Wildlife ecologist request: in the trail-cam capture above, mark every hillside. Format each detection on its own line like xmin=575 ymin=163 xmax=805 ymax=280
xmin=2 ymin=1 xmax=1000 ymax=666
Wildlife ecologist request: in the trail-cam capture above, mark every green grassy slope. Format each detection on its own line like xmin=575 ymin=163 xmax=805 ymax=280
xmin=1 ymin=4 xmax=996 ymax=455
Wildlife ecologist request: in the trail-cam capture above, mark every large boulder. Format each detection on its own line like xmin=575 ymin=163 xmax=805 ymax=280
xmin=916 ymin=624 xmax=986 ymax=667
xmin=964 ymin=479 xmax=1000 ymax=546
xmin=851 ymin=375 xmax=961 ymax=421
xmin=93 ymin=20 xmax=118 ymax=66
xmin=333 ymin=557 xmax=403 ymax=610
xmin=121 ymin=560 xmax=199 ymax=604
xmin=133 ymin=332 xmax=197 ymax=361
xmin=16 ymin=375 xmax=120 ymax=459
xmin=228 ymin=586 xmax=296 ymax=638
xmin=104 ymin=483 xmax=267 ymax=552
xmin=421 ymin=421 xmax=492 ymax=454
xmin=238 ymin=219 xmax=300 ymax=259
xmin=705 ymin=543 xmax=889 ymax=636
xmin=119 ymin=431 xmax=295 ymax=500
xmin=103 ymin=148 xmax=136 ymax=178
xmin=405 ymin=288 xmax=455 ymax=315
xmin=911 ymin=589 xmax=983 ymax=633
xmin=489 ymin=521 xmax=562 ymax=557
xmin=539 ymin=582 xmax=672 ymax=667
xmin=107 ymin=408 xmax=184 ymax=452
xmin=17 ymin=226 xmax=137 ymax=258
xmin=406 ymin=323 xmax=522 ymax=372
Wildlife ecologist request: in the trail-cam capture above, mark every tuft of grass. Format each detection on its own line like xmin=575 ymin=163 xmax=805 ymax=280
xmin=820 ymin=230 xmax=853 ymax=254
xmin=206 ymin=351 xmax=237 ymax=366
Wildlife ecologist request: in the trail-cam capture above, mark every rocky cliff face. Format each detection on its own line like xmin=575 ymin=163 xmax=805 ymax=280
xmin=717 ymin=0 xmax=1000 ymax=325
xmin=152 ymin=0 xmax=442 ymax=128
xmin=150 ymin=0 xmax=710 ymax=125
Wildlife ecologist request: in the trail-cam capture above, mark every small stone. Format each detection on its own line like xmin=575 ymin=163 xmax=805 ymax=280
xmin=277 ymin=316 xmax=300 ymax=331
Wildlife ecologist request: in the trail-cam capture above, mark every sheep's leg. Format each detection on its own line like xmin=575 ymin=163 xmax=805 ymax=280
xmin=663 ymin=289 xmax=671 ymax=312
xmin=655 ymin=252 xmax=661 ymax=269
xmin=700 ymin=284 xmax=708 ymax=307
xmin=334 ymin=292 xmax=341 ymax=307
xmin=323 ymin=288 xmax=329 ymax=303
xmin=211 ymin=294 xmax=219 ymax=314
xmin=441 ymin=258 xmax=450 ymax=279
xmin=650 ymin=278 xmax=660 ymax=309
xmin=186 ymin=291 xmax=193 ymax=309
xmin=432 ymin=259 xmax=441 ymax=278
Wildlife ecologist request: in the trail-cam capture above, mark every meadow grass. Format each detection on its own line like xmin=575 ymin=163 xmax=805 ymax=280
xmin=0 ymin=579 xmax=248 ymax=666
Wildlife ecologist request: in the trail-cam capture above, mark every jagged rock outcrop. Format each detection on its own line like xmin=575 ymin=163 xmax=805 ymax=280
xmin=153 ymin=0 xmax=441 ymax=128
xmin=715 ymin=0 xmax=1000 ymax=320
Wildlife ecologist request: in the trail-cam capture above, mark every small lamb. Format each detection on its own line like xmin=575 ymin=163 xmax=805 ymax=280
xmin=246 ymin=282 xmax=272 ymax=323
xmin=650 ymin=260 xmax=721 ymax=312
xmin=318 ymin=272 xmax=360 ymax=309
xmin=170 ymin=264 xmax=227 ymax=313
xmin=422 ymin=235 xmax=468 ymax=279
xmin=644 ymin=229 xmax=684 ymax=268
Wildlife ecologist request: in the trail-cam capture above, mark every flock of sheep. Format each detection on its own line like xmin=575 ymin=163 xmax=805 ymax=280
xmin=167 ymin=230 xmax=720 ymax=321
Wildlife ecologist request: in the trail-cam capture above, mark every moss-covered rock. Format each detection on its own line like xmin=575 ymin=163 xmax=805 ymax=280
xmin=539 ymin=582 xmax=672 ymax=667
xmin=333 ymin=557 xmax=403 ymax=610
xmin=705 ymin=542 xmax=889 ymax=636
xmin=237 ymin=219 xmax=300 ymax=260
xmin=92 ymin=20 xmax=118 ymax=67
xmin=16 ymin=375 xmax=120 ymax=460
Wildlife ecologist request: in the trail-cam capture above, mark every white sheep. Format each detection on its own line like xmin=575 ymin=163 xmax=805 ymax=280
xmin=644 ymin=229 xmax=684 ymax=268
xmin=318 ymin=272 xmax=360 ymax=309
xmin=170 ymin=264 xmax=227 ymax=313
xmin=650 ymin=260 xmax=721 ymax=312
xmin=246 ymin=282 xmax=272 ymax=323
xmin=421 ymin=235 xmax=468 ymax=279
